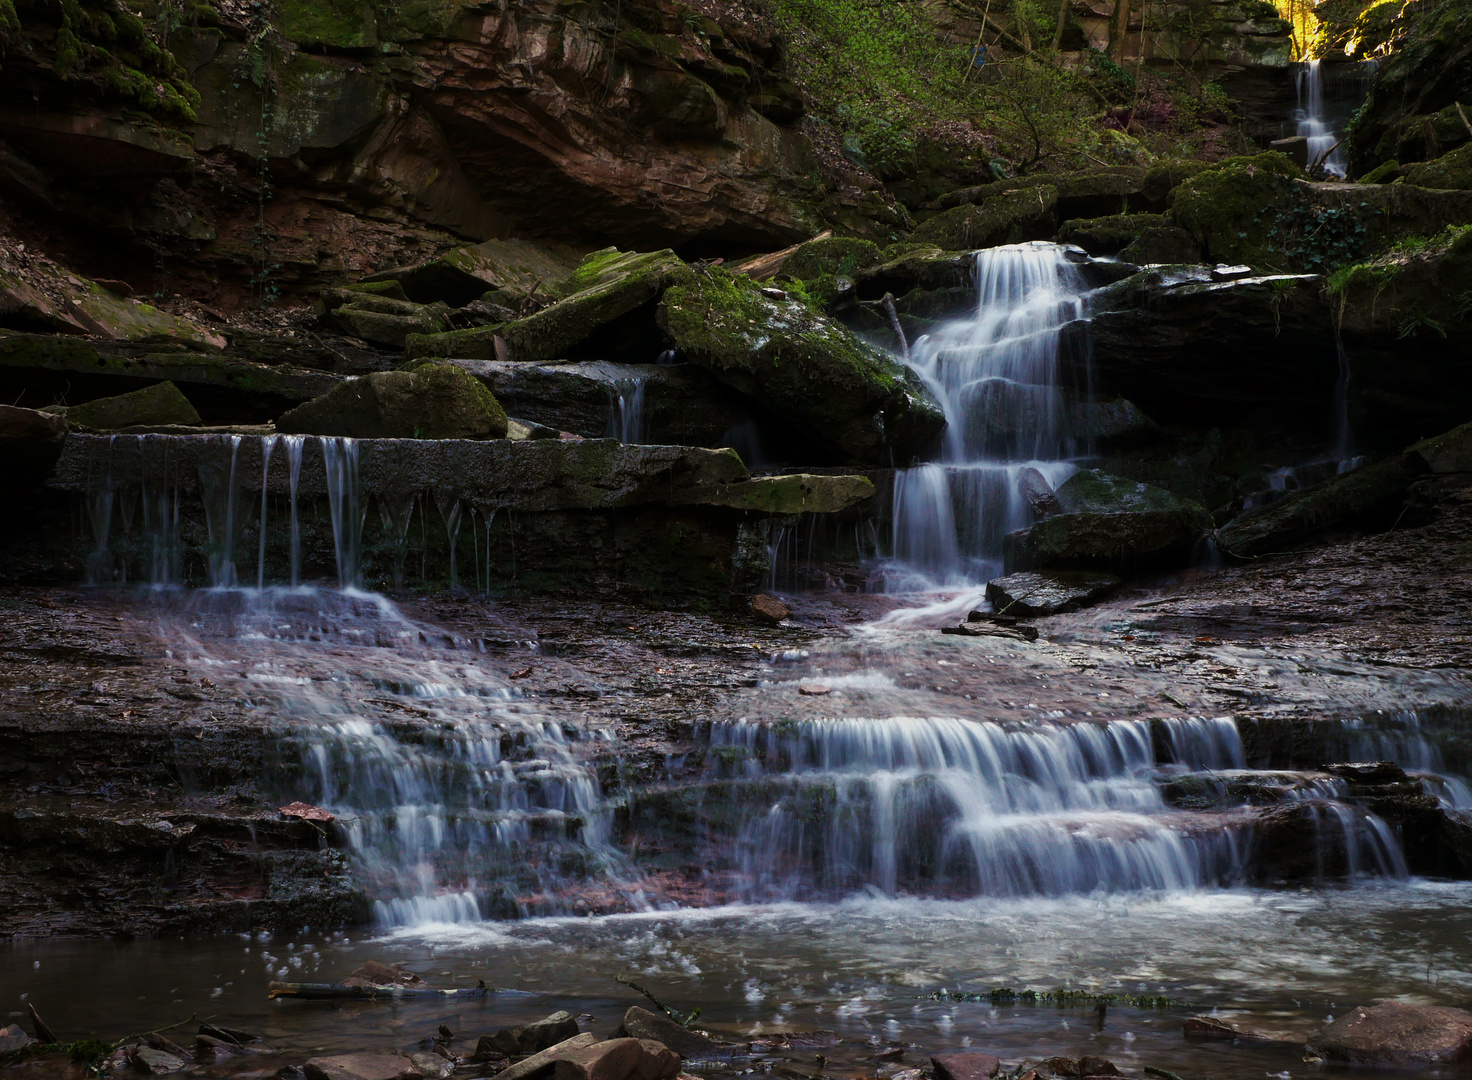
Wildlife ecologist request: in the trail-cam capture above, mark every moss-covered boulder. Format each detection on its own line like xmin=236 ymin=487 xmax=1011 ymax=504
xmin=405 ymin=248 xmax=693 ymax=363
xmin=330 ymin=295 xmax=453 ymax=348
xmin=912 ymin=186 xmax=1059 ymax=251
xmin=1056 ymin=214 xmax=1167 ymax=254
xmin=1403 ymin=143 xmax=1472 ymax=190
xmin=277 ymin=362 xmax=508 ymax=439
xmin=1329 ymin=225 xmax=1472 ymax=446
xmin=1002 ymin=469 xmax=1213 ymax=573
xmin=781 ymin=237 xmax=884 ymax=281
xmin=658 ymin=268 xmax=945 ymax=465
xmin=1215 ymin=454 xmax=1424 ymax=558
xmin=58 ymin=381 xmax=202 ymax=431
xmin=0 ymin=264 xmax=223 ymax=349
xmin=1168 ymin=153 xmax=1307 ymax=264
xmin=367 ymin=239 xmax=580 ymax=308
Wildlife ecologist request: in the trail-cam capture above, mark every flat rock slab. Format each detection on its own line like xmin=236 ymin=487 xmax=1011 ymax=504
xmin=498 ymin=1033 xmax=599 ymax=1080
xmin=932 ymin=1052 xmax=1001 ymax=1080
xmin=303 ymin=1054 xmax=419 ymax=1080
xmin=1307 ymin=1002 xmax=1472 ymax=1066
xmin=985 ymin=570 xmax=1120 ymax=616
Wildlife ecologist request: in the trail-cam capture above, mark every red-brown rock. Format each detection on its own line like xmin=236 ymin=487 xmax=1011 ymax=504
xmin=932 ymin=1053 xmax=1002 ymax=1080
xmin=1307 ymin=1002 xmax=1472 ymax=1066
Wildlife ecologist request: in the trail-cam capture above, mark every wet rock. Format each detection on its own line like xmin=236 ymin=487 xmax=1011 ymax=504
xmin=911 ymin=186 xmax=1058 ymax=251
xmin=616 ymin=1008 xmax=724 ymax=1060
xmin=1215 ymin=455 xmax=1425 ymax=559
xmin=52 ymin=434 xmax=753 ymax=514
xmin=520 ymin=1012 xmax=583 ymax=1054
xmin=659 ymin=268 xmax=944 ymax=465
xmin=497 ymin=1034 xmax=599 ymax=1080
xmin=367 ymin=239 xmax=578 ymax=308
xmin=302 ymin=1053 xmax=418 ymax=1080
xmin=1017 ymin=467 xmax=1063 ymax=517
xmin=798 ymin=683 xmax=831 ymax=696
xmin=855 ymin=245 xmax=974 ymax=297
xmin=553 ymin=1038 xmax=682 ymax=1080
xmin=1119 ymin=227 xmax=1201 ymax=266
xmin=0 ymin=404 xmax=66 ymax=495
xmin=985 ymin=570 xmax=1120 ymax=617
xmin=0 ymin=1024 xmax=33 ymax=1052
xmin=432 ymin=359 xmax=749 ymax=446
xmin=1068 ymin=398 xmax=1160 ymax=446
xmin=1307 ymin=1002 xmax=1472 ymax=1066
xmin=1324 ymin=761 xmax=1407 ymax=784
xmin=280 ymin=801 xmax=335 ymax=823
xmin=1003 ymin=470 xmax=1212 ymax=574
xmin=409 ymin=1052 xmax=455 ymax=1078
xmin=1077 ymin=1057 xmax=1119 ymax=1076
xmin=751 ymin=594 xmax=790 ymax=624
xmin=931 ymin=1053 xmax=1001 ymax=1080
xmin=54 ymin=380 xmax=201 ymax=431
xmin=126 ymin=1045 xmax=191 ymax=1074
xmin=277 ymin=363 xmax=509 ymax=440
xmin=338 ymin=961 xmax=424 ymax=989
xmin=685 ymin=474 xmax=875 ymax=514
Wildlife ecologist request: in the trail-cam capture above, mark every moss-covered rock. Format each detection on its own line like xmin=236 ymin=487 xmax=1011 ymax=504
xmin=1120 ymin=227 xmax=1202 ymax=265
xmin=781 ymin=237 xmax=883 ymax=282
xmin=58 ymin=381 xmax=201 ymax=430
xmin=1168 ymin=153 xmax=1307 ymax=265
xmin=911 ymin=186 xmax=1059 ymax=251
xmin=331 ymin=296 xmax=452 ymax=348
xmin=368 ymin=239 xmax=579 ymax=308
xmin=1002 ymin=469 xmax=1212 ymax=573
xmin=1056 ymin=214 xmax=1167 ymax=254
xmin=658 ymin=267 xmax=944 ymax=465
xmin=276 ymin=362 xmax=508 ymax=439
xmin=1403 ymin=143 xmax=1472 ymax=190
xmin=672 ymin=473 xmax=876 ymax=513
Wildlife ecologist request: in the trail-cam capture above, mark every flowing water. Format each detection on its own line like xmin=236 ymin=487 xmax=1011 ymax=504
xmin=1296 ymin=60 xmax=1346 ymax=178
xmin=882 ymin=243 xmax=1088 ymax=594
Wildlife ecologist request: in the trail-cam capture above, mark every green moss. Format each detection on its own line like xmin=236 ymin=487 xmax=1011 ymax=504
xmin=782 ymin=237 xmax=883 ymax=282
xmin=274 ymin=0 xmax=377 ymax=47
xmin=1358 ymin=160 xmax=1401 ymax=184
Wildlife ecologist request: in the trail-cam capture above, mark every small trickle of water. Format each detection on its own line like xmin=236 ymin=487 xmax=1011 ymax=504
xmin=607 ymin=376 xmax=647 ymax=444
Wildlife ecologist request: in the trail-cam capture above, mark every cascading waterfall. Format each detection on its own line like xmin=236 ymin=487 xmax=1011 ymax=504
xmin=1296 ymin=60 xmax=1347 ymax=178
xmin=885 ymin=242 xmax=1089 ymax=589
xmin=607 ymin=375 xmax=648 ymax=444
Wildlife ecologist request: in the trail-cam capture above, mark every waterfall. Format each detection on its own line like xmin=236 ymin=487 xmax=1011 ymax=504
xmin=884 ymin=242 xmax=1088 ymax=589
xmin=1296 ymin=60 xmax=1347 ymax=177
xmin=607 ymin=375 xmax=647 ymax=444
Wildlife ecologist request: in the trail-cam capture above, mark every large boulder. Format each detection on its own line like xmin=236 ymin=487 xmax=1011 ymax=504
xmin=615 ymin=1007 xmax=726 ymax=1060
xmin=328 ymin=295 xmax=452 ymax=348
xmin=1307 ymin=1003 xmax=1472 ymax=1066
xmin=1214 ymin=454 xmax=1426 ymax=558
xmin=911 ymin=185 xmax=1058 ymax=251
xmin=1056 ymin=214 xmax=1167 ymax=254
xmin=658 ymin=268 xmax=945 ymax=465
xmin=0 ymin=404 xmax=67 ymax=495
xmin=552 ymin=1039 xmax=681 ymax=1080
xmin=1331 ymin=227 xmax=1472 ymax=447
xmin=365 ymin=238 xmax=579 ymax=307
xmin=1087 ymin=267 xmax=1336 ymax=433
xmin=1167 ymin=153 xmax=1307 ymax=265
xmin=57 ymin=381 xmax=202 ymax=431
xmin=1402 ymin=143 xmax=1472 ymax=190
xmin=406 ymin=249 xmax=693 ymax=364
xmin=985 ymin=570 xmax=1120 ymax=616
xmin=276 ymin=362 xmax=509 ymax=439
xmin=1002 ymin=469 xmax=1212 ymax=573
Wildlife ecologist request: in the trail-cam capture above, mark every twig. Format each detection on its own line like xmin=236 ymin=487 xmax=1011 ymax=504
xmin=614 ymin=977 xmax=699 ymax=1027
xmin=1145 ymin=1068 xmax=1189 ymax=1080
xmin=1455 ymin=101 xmax=1472 ymax=141
xmin=881 ymin=292 xmax=909 ymax=361
xmin=1311 ymin=137 xmax=1344 ymax=173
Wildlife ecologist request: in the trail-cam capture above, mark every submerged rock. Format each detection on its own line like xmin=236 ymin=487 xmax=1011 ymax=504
xmin=0 ymin=1024 xmax=33 ymax=1052
xmin=1002 ymin=470 xmax=1212 ymax=574
xmin=302 ymin=1052 xmax=418 ymax=1080
xmin=931 ymin=1053 xmax=1001 ymax=1080
xmin=985 ymin=570 xmax=1120 ymax=616
xmin=1307 ymin=1002 xmax=1472 ymax=1066
xmin=54 ymin=380 xmax=201 ymax=431
xmin=659 ymin=268 xmax=944 ymax=465
xmin=277 ymin=363 xmax=509 ymax=440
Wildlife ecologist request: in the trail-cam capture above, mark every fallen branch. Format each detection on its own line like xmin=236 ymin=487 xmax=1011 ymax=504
xmin=730 ymin=231 xmax=833 ymax=281
xmin=1456 ymin=101 xmax=1472 ymax=141
xmin=881 ymin=292 xmax=910 ymax=360
xmin=26 ymin=1004 xmax=57 ymax=1045
xmin=614 ymin=977 xmax=701 ymax=1027
xmin=1145 ymin=1067 xmax=1189 ymax=1080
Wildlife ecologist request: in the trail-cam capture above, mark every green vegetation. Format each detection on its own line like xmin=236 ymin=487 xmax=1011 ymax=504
xmin=15 ymin=0 xmax=202 ymax=124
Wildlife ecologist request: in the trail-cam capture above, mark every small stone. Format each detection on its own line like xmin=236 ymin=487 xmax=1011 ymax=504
xmin=126 ymin=1046 xmax=191 ymax=1074
xmin=797 ymin=683 xmax=832 ymax=696
xmin=1210 ymin=264 xmax=1253 ymax=280
xmin=931 ymin=1053 xmax=1001 ymax=1080
xmin=1076 ymin=1057 xmax=1118 ymax=1077
xmin=1307 ymin=1002 xmax=1472 ymax=1066
xmin=750 ymin=594 xmax=789 ymax=624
